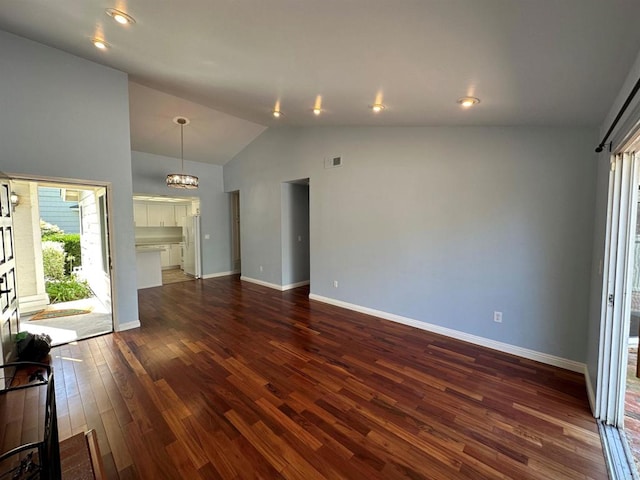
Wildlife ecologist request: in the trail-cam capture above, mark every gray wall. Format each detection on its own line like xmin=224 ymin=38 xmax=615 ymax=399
xmin=131 ymin=151 xmax=232 ymax=275
xmin=281 ymin=182 xmax=310 ymax=286
xmin=225 ymin=126 xmax=598 ymax=362
xmin=0 ymin=30 xmax=138 ymax=329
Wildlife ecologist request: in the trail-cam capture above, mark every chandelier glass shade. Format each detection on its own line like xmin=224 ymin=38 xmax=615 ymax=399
xmin=166 ymin=173 xmax=199 ymax=189
xmin=166 ymin=116 xmax=199 ymax=189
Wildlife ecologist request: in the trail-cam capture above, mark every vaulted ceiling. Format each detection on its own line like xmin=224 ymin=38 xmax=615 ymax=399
xmin=1 ymin=0 xmax=640 ymax=164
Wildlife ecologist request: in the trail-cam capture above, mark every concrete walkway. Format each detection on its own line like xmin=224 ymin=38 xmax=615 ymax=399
xmin=21 ymin=296 xmax=113 ymax=346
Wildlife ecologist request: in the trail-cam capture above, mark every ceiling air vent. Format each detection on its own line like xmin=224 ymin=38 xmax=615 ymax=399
xmin=324 ymin=156 xmax=343 ymax=169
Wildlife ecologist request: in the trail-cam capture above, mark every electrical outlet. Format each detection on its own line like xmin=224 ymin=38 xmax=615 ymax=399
xmin=333 ymin=280 xmax=338 ymax=288
xmin=493 ymin=311 xmax=503 ymax=323
xmin=298 ymin=235 xmax=302 ymax=242
xmin=259 ymin=265 xmax=263 ymax=272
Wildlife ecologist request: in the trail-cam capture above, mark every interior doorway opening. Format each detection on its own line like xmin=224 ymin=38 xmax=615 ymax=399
xmin=281 ymin=179 xmax=310 ymax=290
xmin=230 ymin=191 xmax=241 ymax=274
xmin=133 ymin=194 xmax=201 ymax=286
xmin=10 ymin=178 xmax=114 ymax=346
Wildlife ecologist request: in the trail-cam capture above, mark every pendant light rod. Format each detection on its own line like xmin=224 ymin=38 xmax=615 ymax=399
xmin=180 ymin=119 xmax=184 ymax=172
xmin=167 ymin=116 xmax=198 ymax=189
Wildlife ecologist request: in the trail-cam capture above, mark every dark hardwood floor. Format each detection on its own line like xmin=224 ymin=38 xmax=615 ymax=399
xmin=51 ymin=275 xmax=607 ymax=479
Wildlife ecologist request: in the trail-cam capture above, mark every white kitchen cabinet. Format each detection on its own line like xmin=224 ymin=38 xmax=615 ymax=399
xmin=133 ymin=201 xmax=191 ymax=227
xmin=147 ymin=204 xmax=177 ymax=226
xmin=170 ymin=244 xmax=182 ymax=266
xmin=133 ymin=203 xmax=148 ymax=226
xmin=159 ymin=245 xmax=168 ymax=267
xmin=174 ymin=205 xmax=188 ymax=227
xmin=160 ymin=244 xmax=182 ymax=269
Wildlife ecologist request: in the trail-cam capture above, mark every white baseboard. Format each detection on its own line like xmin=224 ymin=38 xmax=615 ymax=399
xmin=240 ymin=276 xmax=309 ymax=291
xmin=309 ymin=293 xmax=586 ymax=374
xmin=282 ymin=280 xmax=310 ymax=291
xmin=241 ymin=276 xmax=283 ymax=291
xmin=202 ymin=271 xmax=236 ymax=279
xmin=117 ymin=320 xmax=140 ymax=332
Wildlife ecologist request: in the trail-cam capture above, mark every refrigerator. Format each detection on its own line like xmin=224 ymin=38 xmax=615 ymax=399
xmin=183 ymin=214 xmax=201 ymax=278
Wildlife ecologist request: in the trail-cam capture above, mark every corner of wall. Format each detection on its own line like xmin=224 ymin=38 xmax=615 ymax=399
xmin=584 ymin=363 xmax=597 ymax=416
xmin=116 ymin=320 xmax=141 ymax=332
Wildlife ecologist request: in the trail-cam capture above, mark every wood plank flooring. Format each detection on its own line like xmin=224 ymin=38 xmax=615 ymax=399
xmin=50 ymin=275 xmax=607 ymax=479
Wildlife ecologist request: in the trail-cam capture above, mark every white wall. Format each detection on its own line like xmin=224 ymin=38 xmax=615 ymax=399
xmin=131 ymin=151 xmax=232 ymax=275
xmin=225 ymin=126 xmax=598 ymax=362
xmin=0 ymin=31 xmax=138 ymax=330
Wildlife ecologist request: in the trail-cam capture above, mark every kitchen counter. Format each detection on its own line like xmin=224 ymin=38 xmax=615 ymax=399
xmin=135 ymin=247 xmax=164 ymax=289
xmin=135 ymin=245 xmax=167 ymax=252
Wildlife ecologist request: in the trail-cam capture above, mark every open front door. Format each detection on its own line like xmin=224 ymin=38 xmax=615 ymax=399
xmin=0 ymin=181 xmax=19 ymax=368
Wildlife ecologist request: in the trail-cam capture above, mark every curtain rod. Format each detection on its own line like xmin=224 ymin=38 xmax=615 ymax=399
xmin=596 ymin=76 xmax=640 ymax=153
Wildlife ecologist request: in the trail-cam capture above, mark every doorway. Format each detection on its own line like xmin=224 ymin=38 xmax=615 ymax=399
xmin=281 ymin=179 xmax=310 ymax=289
xmin=230 ymin=191 xmax=241 ymax=273
xmin=623 ymin=190 xmax=640 ymax=471
xmin=133 ymin=194 xmax=201 ymax=285
xmin=10 ymin=178 xmax=114 ymax=346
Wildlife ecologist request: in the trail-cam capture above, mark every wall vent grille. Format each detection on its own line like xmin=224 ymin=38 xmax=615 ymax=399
xmin=324 ymin=156 xmax=343 ymax=169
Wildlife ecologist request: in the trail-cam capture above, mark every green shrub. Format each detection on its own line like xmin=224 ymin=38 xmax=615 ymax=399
xmin=42 ymin=233 xmax=81 ymax=274
xmin=45 ymin=277 xmax=92 ymax=303
xmin=42 ymin=241 xmax=65 ymax=280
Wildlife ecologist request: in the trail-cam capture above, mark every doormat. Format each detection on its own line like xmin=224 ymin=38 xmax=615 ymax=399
xmin=31 ymin=308 xmax=92 ymax=321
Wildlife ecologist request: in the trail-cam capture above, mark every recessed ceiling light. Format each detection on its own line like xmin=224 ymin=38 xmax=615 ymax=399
xmin=457 ymin=97 xmax=480 ymax=108
xmin=370 ymin=103 xmax=385 ymax=113
xmin=105 ymin=8 xmax=136 ymax=25
xmin=272 ymin=99 xmax=283 ymax=118
xmin=313 ymin=95 xmax=323 ymax=116
xmin=92 ymin=38 xmax=109 ymax=50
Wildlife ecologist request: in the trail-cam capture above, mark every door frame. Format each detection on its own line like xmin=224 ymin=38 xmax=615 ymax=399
xmin=280 ymin=179 xmax=310 ymax=290
xmin=230 ymin=191 xmax=241 ymax=274
xmin=7 ymin=173 xmax=117 ymax=332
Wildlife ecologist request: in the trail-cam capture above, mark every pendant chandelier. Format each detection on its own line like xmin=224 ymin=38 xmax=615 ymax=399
xmin=166 ymin=116 xmax=199 ymax=189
